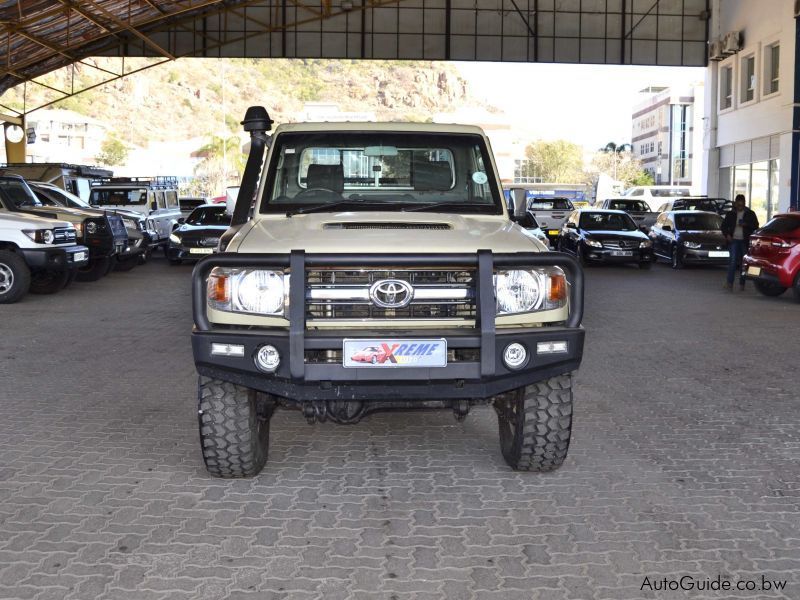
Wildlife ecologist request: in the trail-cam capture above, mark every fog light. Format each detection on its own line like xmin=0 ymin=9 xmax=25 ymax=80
xmin=211 ymin=343 xmax=245 ymax=357
xmin=255 ymin=345 xmax=280 ymax=372
xmin=503 ymin=343 xmax=528 ymax=370
xmin=537 ymin=341 xmax=568 ymax=354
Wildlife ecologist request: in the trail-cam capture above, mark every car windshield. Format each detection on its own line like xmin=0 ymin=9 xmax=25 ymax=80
xmin=187 ymin=206 xmax=231 ymax=226
xmin=759 ymin=216 xmax=800 ymax=235
xmin=679 ymin=200 xmax=719 ymax=212
xmin=528 ymin=198 xmax=572 ymax=210
xmin=675 ymin=213 xmax=723 ymax=231
xmin=0 ymin=178 xmax=43 ymax=208
xmin=38 ymin=186 xmax=91 ymax=208
xmin=580 ymin=212 xmax=637 ymax=231
xmin=261 ymin=131 xmax=502 ymax=214
xmin=90 ymin=188 xmax=147 ymax=206
xmin=608 ymin=200 xmax=650 ymax=212
xmin=651 ymin=188 xmax=690 ymax=197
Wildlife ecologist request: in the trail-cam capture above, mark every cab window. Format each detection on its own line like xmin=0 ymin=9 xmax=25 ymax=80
xmin=166 ymin=190 xmax=179 ymax=209
xmin=156 ymin=192 xmax=166 ymax=210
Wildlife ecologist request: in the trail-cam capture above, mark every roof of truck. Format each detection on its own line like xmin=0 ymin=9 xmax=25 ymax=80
xmin=272 ymin=122 xmax=487 ymax=135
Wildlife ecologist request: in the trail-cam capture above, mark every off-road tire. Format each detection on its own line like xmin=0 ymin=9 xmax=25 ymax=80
xmin=0 ymin=250 xmax=31 ymax=304
xmin=753 ymin=280 xmax=786 ymax=297
xmin=671 ymin=245 xmax=683 ymax=269
xmin=76 ymin=256 xmax=110 ymax=282
xmin=197 ymin=376 xmax=274 ymax=478
xmin=494 ymin=373 xmax=573 ymax=472
xmin=115 ymin=255 xmax=138 ymax=272
xmin=30 ymin=269 xmax=70 ymax=294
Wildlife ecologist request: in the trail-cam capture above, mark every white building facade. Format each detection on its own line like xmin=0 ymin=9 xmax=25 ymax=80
xmin=632 ymin=85 xmax=705 ymax=190
xmin=703 ymin=0 xmax=795 ymax=224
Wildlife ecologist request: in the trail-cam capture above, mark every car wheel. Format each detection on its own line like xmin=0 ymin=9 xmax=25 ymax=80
xmin=114 ymin=256 xmax=138 ymax=272
xmin=493 ymin=374 xmax=573 ymax=472
xmin=30 ymin=270 xmax=70 ymax=294
xmin=76 ymin=256 xmax=111 ymax=282
xmin=753 ymin=280 xmax=787 ymax=297
xmin=0 ymin=250 xmax=31 ymax=304
xmin=197 ymin=376 xmax=275 ymax=478
xmin=670 ymin=246 xmax=683 ymax=270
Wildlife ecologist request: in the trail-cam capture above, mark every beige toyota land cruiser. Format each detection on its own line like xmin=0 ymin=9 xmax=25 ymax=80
xmin=191 ymin=107 xmax=585 ymax=478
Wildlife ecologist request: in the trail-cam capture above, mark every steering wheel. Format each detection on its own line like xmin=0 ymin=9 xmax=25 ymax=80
xmin=295 ymin=187 xmax=341 ymax=200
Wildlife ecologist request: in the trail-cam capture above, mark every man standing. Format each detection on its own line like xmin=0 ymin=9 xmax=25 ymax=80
xmin=721 ymin=194 xmax=759 ymax=290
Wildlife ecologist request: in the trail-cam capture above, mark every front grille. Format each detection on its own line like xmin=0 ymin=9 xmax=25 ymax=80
xmin=180 ymin=232 xmax=221 ymax=248
xmin=601 ymin=239 xmax=639 ymax=250
xmin=324 ymin=223 xmax=451 ymax=231
xmin=306 ymin=268 xmax=476 ymax=321
xmin=53 ymin=227 xmax=76 ymax=244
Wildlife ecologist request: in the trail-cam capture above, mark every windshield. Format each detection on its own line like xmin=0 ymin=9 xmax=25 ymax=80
xmin=608 ymin=200 xmax=650 ymax=212
xmin=652 ymin=188 xmax=690 ymax=197
xmin=580 ymin=212 xmax=637 ymax=231
xmin=187 ymin=206 xmax=231 ymax=226
xmin=675 ymin=213 xmax=723 ymax=230
xmin=261 ymin=131 xmax=502 ymax=214
xmin=760 ymin=216 xmax=800 ymax=235
xmin=0 ymin=178 xmax=43 ymax=208
xmin=38 ymin=186 xmax=91 ymax=208
xmin=529 ymin=198 xmax=573 ymax=210
xmin=90 ymin=188 xmax=147 ymax=206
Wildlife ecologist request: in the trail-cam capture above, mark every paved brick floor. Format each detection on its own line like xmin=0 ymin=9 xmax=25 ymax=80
xmin=0 ymin=257 xmax=798 ymax=600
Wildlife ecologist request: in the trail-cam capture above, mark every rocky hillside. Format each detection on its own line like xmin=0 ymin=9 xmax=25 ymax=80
xmin=3 ymin=58 xmax=481 ymax=146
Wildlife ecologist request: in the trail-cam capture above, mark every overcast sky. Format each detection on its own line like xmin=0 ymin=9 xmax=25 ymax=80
xmin=454 ymin=62 xmax=705 ymax=151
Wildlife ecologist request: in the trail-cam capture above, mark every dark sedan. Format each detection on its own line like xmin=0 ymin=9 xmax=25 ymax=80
xmin=167 ymin=204 xmax=231 ymax=264
xmin=556 ymin=209 xmax=653 ymax=269
xmin=649 ymin=210 xmax=729 ymax=269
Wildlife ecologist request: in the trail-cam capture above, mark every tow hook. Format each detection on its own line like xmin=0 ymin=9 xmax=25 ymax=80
xmin=453 ymin=399 xmax=470 ymax=422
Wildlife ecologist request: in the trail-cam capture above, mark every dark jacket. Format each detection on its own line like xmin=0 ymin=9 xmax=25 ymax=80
xmin=721 ymin=207 xmax=759 ymax=242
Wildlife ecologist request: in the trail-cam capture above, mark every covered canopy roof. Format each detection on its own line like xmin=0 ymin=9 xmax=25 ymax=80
xmin=0 ymin=0 xmax=709 ymax=101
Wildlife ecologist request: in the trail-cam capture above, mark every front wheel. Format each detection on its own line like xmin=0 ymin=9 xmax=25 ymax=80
xmin=76 ymin=256 xmax=110 ymax=282
xmin=493 ymin=374 xmax=573 ymax=472
xmin=0 ymin=250 xmax=31 ymax=304
xmin=197 ymin=376 xmax=274 ymax=478
xmin=753 ymin=280 xmax=787 ymax=297
xmin=30 ymin=270 xmax=70 ymax=294
xmin=671 ymin=246 xmax=683 ymax=270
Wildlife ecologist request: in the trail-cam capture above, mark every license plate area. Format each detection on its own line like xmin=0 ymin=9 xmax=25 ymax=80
xmin=72 ymin=251 xmax=87 ymax=262
xmin=548 ymin=229 xmax=560 ymax=236
xmin=709 ymin=251 xmax=730 ymax=258
xmin=190 ymin=248 xmax=214 ymax=255
xmin=609 ymin=250 xmax=633 ymax=257
xmin=747 ymin=266 xmax=761 ymax=277
xmin=343 ymin=338 xmax=447 ymax=368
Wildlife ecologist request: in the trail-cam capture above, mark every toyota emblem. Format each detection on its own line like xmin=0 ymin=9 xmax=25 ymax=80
xmin=369 ymin=279 xmax=413 ymax=309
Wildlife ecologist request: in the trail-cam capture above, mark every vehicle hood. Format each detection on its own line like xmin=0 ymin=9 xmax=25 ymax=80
xmin=583 ymin=229 xmax=648 ymax=241
xmin=679 ymin=231 xmax=727 ymax=244
xmin=25 ymin=205 xmax=99 ymax=222
xmin=105 ymin=208 xmax=142 ymax=220
xmin=234 ymin=212 xmax=546 ymax=254
xmin=0 ymin=211 xmax=73 ymax=229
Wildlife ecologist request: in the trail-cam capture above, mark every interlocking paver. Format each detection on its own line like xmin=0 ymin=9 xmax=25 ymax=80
xmin=0 ymin=259 xmax=798 ymax=599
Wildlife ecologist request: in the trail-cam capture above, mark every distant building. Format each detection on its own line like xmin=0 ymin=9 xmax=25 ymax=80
xmin=631 ymin=85 xmax=704 ymax=189
xmin=24 ymin=109 xmax=107 ymax=164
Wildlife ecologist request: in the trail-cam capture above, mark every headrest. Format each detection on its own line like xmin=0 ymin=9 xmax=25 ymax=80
xmin=306 ymin=163 xmax=344 ymax=193
xmin=413 ymin=160 xmax=452 ymax=191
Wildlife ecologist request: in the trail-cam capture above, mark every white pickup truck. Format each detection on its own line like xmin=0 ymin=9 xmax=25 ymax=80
xmin=0 ymin=211 xmax=89 ymax=303
xmin=525 ymin=197 xmax=575 ymax=245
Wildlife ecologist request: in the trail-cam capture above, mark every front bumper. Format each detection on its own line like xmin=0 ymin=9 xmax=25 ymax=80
xmin=191 ymin=251 xmax=585 ymax=403
xmin=584 ymin=246 xmax=653 ymax=263
xmin=20 ymin=244 xmax=90 ymax=270
xmin=681 ymin=248 xmax=730 ymax=265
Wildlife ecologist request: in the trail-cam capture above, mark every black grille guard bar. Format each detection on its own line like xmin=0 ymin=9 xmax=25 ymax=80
xmin=192 ymin=251 xmax=584 ymax=379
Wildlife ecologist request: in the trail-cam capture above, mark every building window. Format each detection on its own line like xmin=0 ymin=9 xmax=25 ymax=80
xmin=720 ymin=65 xmax=733 ymax=110
xmin=741 ymin=54 xmax=756 ymax=103
xmin=764 ymin=43 xmax=779 ymax=95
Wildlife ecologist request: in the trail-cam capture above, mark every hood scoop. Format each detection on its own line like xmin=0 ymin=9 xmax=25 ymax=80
xmin=324 ymin=222 xmax=451 ymax=231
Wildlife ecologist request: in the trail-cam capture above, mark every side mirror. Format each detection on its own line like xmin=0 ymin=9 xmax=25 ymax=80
xmin=639 ymin=225 xmax=649 ymax=233
xmin=177 ymin=217 xmax=186 ymax=225
xmin=566 ymin=222 xmax=577 ymax=229
xmin=150 ymin=201 xmax=157 ymax=212
xmin=662 ymin=225 xmax=673 ymax=232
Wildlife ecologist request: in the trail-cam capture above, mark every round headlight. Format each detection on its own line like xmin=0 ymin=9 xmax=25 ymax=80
xmin=495 ymin=270 xmax=542 ymax=314
xmin=41 ymin=229 xmax=54 ymax=244
xmin=236 ymin=270 xmax=284 ymax=314
xmin=169 ymin=233 xmax=181 ymax=244
xmin=85 ymin=221 xmax=97 ymax=235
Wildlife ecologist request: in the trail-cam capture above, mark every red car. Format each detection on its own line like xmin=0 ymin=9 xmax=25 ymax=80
xmin=743 ymin=212 xmax=800 ymax=301
xmin=349 ymin=346 xmax=387 ymax=364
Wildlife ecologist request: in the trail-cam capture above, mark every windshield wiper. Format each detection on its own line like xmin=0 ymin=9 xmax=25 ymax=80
xmin=403 ymin=201 xmax=494 ymax=213
xmin=286 ymin=198 xmax=383 ymax=217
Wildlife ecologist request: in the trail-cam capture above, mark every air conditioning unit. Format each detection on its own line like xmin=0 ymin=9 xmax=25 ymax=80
xmin=723 ymin=31 xmax=743 ymax=55
xmin=709 ymin=41 xmax=724 ymax=61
